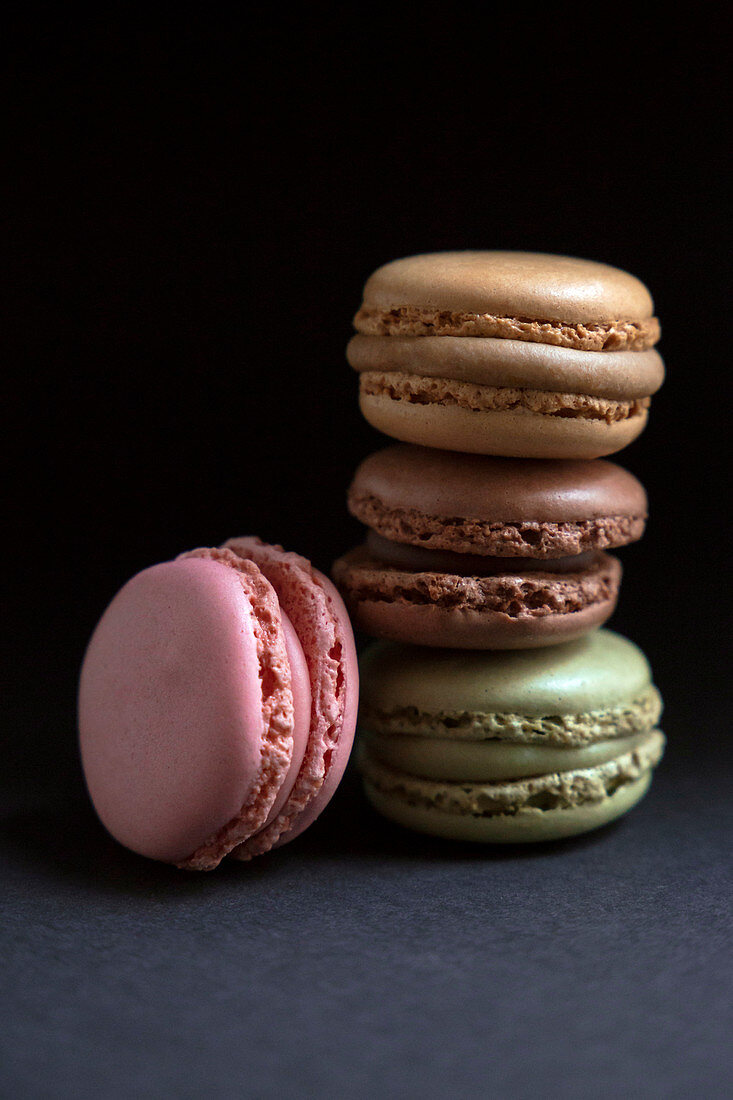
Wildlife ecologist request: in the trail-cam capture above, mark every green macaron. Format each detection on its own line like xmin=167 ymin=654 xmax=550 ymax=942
xmin=358 ymin=629 xmax=664 ymax=843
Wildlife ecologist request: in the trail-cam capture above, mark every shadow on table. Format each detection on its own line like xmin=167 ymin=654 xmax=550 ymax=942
xmin=0 ymin=763 xmax=624 ymax=899
xmin=291 ymin=765 xmax=626 ymax=863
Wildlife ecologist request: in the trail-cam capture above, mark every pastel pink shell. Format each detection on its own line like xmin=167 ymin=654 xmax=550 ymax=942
xmin=78 ymin=539 xmax=358 ymax=869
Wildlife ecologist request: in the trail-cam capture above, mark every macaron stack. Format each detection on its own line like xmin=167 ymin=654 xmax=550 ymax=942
xmin=334 ymin=251 xmax=665 ymax=843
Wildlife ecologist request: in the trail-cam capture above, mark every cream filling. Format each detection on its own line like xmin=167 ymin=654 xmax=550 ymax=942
xmin=363 ymin=730 xmax=650 ymax=782
xmin=366 ymin=530 xmax=600 ymax=575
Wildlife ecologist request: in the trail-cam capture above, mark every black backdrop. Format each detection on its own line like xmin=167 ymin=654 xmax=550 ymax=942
xmin=7 ymin=12 xmax=728 ymax=769
xmin=4 ymin=11 xmax=731 ymax=1098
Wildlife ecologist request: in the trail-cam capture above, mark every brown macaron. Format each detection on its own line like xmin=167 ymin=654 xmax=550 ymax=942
xmin=332 ymin=445 xmax=647 ymax=649
xmin=350 ymin=251 xmax=664 ymax=459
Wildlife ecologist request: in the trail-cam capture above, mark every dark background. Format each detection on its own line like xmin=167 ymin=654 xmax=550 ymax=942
xmin=3 ymin=10 xmax=731 ymax=1099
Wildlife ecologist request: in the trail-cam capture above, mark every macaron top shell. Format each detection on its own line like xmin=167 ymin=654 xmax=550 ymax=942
xmin=78 ymin=554 xmax=301 ymax=866
xmin=358 ymin=252 xmax=655 ymax=324
xmin=348 ymin=445 xmax=647 ymax=556
xmin=359 ymin=630 xmax=654 ymax=719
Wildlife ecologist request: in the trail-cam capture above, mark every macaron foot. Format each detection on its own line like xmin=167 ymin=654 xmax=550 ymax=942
xmin=333 ymin=548 xmax=622 ymax=649
xmin=353 ymin=305 xmax=660 ymax=351
xmin=222 ymin=538 xmax=359 ymax=860
xmin=363 ymin=771 xmax=654 ymax=843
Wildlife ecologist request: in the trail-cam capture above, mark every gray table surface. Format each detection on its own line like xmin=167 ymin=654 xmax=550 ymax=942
xmin=2 ymin=674 xmax=731 ymax=1100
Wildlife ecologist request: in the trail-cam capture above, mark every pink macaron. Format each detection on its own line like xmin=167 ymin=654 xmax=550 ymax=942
xmin=78 ymin=538 xmax=359 ymax=870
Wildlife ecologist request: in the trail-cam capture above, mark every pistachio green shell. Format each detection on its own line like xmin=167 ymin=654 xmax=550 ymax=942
xmin=364 ymin=772 xmax=653 ymax=843
xmin=359 ymin=629 xmax=652 ymax=719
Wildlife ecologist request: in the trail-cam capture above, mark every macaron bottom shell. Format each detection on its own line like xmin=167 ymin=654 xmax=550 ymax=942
xmin=363 ymin=770 xmax=653 ymax=843
xmin=359 ymin=389 xmax=649 ymax=460
xmin=333 ymin=549 xmax=622 ymax=649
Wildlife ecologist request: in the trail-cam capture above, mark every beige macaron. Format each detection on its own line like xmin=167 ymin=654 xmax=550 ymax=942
xmin=350 ymin=251 xmax=664 ymax=459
